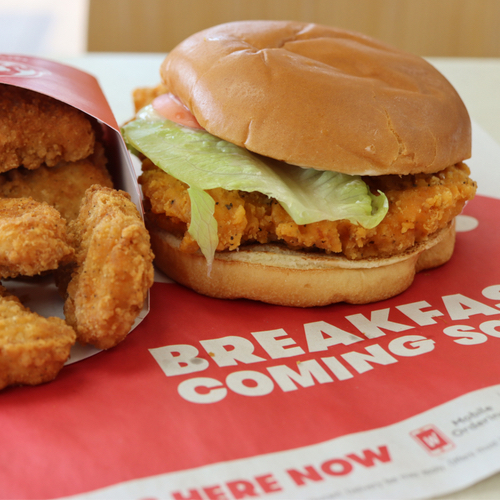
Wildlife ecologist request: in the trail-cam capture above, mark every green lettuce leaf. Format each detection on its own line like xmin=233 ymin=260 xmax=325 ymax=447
xmin=122 ymin=105 xmax=388 ymax=267
xmin=186 ymin=186 xmax=218 ymax=269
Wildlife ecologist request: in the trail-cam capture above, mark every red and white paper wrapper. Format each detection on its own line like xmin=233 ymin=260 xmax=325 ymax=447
xmin=1 ymin=58 xmax=500 ymax=500
xmin=0 ymin=54 xmax=149 ymax=361
xmin=2 ymin=193 xmax=500 ymax=500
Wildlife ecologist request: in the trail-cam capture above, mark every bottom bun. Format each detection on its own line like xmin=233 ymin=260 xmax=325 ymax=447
xmin=148 ymin=221 xmax=456 ymax=307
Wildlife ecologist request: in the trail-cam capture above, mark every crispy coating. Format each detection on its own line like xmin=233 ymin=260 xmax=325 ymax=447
xmin=0 ymin=285 xmax=76 ymax=390
xmin=0 ymin=142 xmax=113 ymax=221
xmin=132 ymin=83 xmax=168 ymax=113
xmin=0 ymin=85 xmax=95 ymax=172
xmin=139 ymin=160 xmax=477 ymax=260
xmin=0 ymin=198 xmax=74 ymax=279
xmin=60 ymin=185 xmax=154 ymax=350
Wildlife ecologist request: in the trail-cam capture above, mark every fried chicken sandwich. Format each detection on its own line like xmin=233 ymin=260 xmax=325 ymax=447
xmin=122 ymin=20 xmax=476 ymax=307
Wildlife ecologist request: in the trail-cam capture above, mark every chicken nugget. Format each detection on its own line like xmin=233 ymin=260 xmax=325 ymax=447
xmin=60 ymin=186 xmax=154 ymax=349
xmin=0 ymin=142 xmax=113 ymax=221
xmin=0 ymin=285 xmax=76 ymax=390
xmin=0 ymin=85 xmax=95 ymax=172
xmin=0 ymin=198 xmax=74 ymax=279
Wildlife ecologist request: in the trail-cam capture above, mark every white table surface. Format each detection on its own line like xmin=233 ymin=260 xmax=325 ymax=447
xmin=55 ymin=53 xmax=500 ymax=500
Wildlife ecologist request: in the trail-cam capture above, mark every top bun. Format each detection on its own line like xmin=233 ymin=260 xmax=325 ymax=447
xmin=160 ymin=21 xmax=471 ymax=176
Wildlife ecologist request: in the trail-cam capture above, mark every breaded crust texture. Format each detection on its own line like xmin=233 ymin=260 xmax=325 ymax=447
xmin=140 ymin=160 xmax=476 ymax=260
xmin=0 ymin=286 xmax=76 ymax=390
xmin=61 ymin=186 xmax=155 ymax=349
xmin=0 ymin=198 xmax=74 ymax=279
xmin=0 ymin=85 xmax=95 ymax=172
xmin=0 ymin=142 xmax=113 ymax=221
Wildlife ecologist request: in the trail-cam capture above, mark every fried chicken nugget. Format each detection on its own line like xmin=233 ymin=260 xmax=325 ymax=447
xmin=60 ymin=185 xmax=154 ymax=350
xmin=0 ymin=198 xmax=74 ymax=279
xmin=0 ymin=285 xmax=76 ymax=390
xmin=0 ymin=85 xmax=95 ymax=173
xmin=0 ymin=142 xmax=113 ymax=221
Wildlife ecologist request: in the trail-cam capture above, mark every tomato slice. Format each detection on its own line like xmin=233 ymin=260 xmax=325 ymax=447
xmin=152 ymin=93 xmax=203 ymax=129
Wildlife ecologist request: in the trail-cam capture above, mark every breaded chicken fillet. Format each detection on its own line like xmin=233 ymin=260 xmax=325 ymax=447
xmin=0 ymin=285 xmax=76 ymax=390
xmin=140 ymin=160 xmax=476 ymax=260
xmin=59 ymin=186 xmax=154 ymax=350
xmin=0 ymin=85 xmax=95 ymax=172
xmin=0 ymin=198 xmax=74 ymax=279
xmin=0 ymin=142 xmax=113 ymax=220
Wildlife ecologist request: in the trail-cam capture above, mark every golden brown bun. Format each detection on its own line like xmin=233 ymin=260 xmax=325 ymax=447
xmin=161 ymin=20 xmax=471 ymax=176
xmin=148 ymin=220 xmax=455 ymax=307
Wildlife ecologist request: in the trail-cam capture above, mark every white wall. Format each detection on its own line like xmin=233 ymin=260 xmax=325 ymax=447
xmin=0 ymin=0 xmax=89 ymax=56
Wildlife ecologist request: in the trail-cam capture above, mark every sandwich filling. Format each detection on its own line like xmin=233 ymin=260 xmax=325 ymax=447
xmin=122 ymin=93 xmax=476 ymax=268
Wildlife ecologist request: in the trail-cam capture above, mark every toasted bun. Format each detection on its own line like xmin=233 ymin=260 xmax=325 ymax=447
xmin=161 ymin=20 xmax=471 ymax=176
xmin=148 ymin=220 xmax=455 ymax=307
